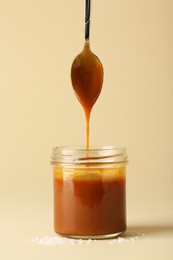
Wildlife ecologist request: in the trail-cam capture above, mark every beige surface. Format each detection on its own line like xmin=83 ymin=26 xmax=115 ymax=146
xmin=0 ymin=0 xmax=173 ymax=259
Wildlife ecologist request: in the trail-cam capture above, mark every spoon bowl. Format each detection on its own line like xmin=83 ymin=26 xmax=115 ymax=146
xmin=71 ymin=41 xmax=103 ymax=111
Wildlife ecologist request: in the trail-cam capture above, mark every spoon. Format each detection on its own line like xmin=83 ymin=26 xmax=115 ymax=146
xmin=71 ymin=0 xmax=104 ymax=149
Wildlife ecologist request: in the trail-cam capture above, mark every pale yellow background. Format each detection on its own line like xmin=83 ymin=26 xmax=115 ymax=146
xmin=0 ymin=0 xmax=173 ymax=259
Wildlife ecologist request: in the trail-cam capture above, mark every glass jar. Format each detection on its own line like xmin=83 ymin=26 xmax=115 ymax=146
xmin=51 ymin=145 xmax=128 ymax=239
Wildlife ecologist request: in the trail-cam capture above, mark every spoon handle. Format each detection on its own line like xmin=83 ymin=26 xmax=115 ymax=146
xmin=85 ymin=0 xmax=91 ymax=40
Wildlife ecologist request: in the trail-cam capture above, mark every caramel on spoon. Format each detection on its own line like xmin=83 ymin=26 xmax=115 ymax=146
xmin=71 ymin=0 xmax=104 ymax=149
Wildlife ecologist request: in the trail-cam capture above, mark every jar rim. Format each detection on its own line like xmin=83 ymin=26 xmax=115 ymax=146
xmin=51 ymin=145 xmax=128 ymax=167
xmin=53 ymin=144 xmax=125 ymax=150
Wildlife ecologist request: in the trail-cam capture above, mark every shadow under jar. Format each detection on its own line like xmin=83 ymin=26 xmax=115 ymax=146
xmin=51 ymin=146 xmax=128 ymax=239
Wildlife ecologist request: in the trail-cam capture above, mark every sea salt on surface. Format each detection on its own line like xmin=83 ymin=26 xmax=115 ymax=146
xmin=31 ymin=233 xmax=145 ymax=246
xmin=31 ymin=236 xmax=95 ymax=246
xmin=108 ymin=233 xmax=146 ymax=244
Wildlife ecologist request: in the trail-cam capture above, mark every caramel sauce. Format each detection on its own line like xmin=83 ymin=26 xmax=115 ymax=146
xmin=71 ymin=41 xmax=103 ymax=149
xmin=54 ymin=168 xmax=126 ymax=236
xmin=53 ymin=36 xmax=126 ymax=238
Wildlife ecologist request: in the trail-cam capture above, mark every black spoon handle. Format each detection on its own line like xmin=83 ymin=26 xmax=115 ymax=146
xmin=85 ymin=0 xmax=91 ymax=40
